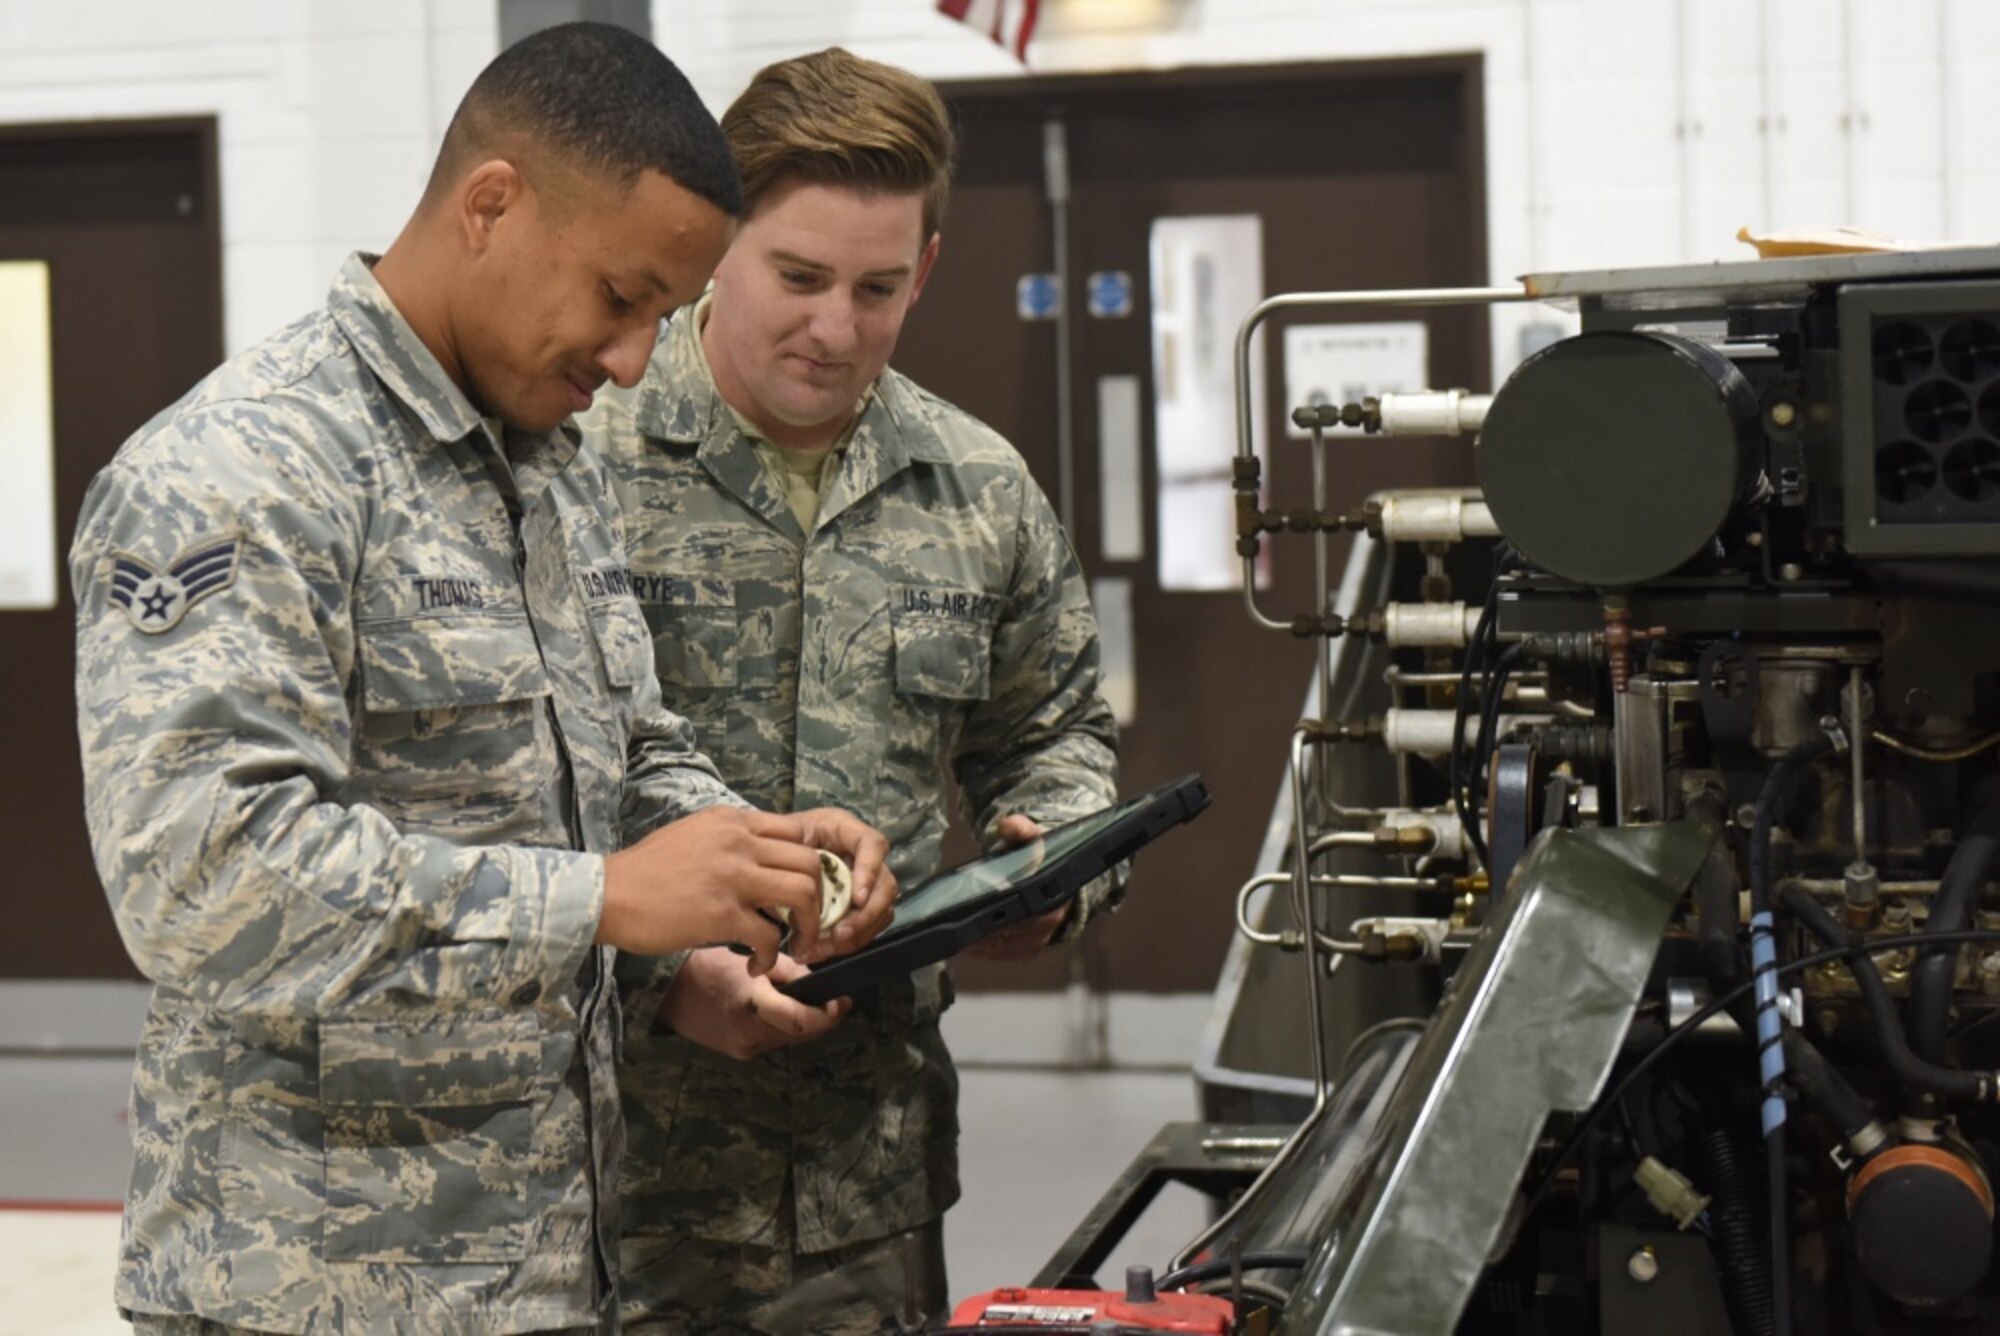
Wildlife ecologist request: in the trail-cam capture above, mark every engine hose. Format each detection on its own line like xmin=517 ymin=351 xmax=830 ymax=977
xmin=1450 ymin=579 xmax=1502 ymax=868
xmin=1700 ymin=850 xmax=1883 ymax=1146
xmin=1748 ymin=730 xmax=1841 ymax=1336
xmin=1749 ymin=734 xmax=1843 ymax=1119
xmin=1750 ymin=736 xmax=1841 ymax=1118
xmin=1785 ymin=1029 xmax=1883 ymax=1148
xmin=1907 ymin=800 xmax=2000 ymax=1071
xmin=1474 ymin=641 xmax=1529 ymax=809
xmin=1779 ymin=883 xmax=1997 ymax=1104
xmin=1691 ymin=1120 xmax=1776 ymax=1336
xmin=1156 ymin=1251 xmax=1308 ymax=1292
xmin=1694 ymin=845 xmax=1744 ymax=994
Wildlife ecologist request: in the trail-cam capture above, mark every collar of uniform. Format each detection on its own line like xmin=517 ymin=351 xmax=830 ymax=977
xmin=329 ymin=252 xmax=487 ymax=447
xmin=633 ymin=299 xmax=953 ymax=476
xmin=629 ymin=302 xmax=794 ymax=535
xmin=845 ymin=367 xmax=953 ymax=476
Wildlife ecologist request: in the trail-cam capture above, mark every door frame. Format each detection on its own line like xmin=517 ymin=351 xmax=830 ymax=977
xmin=0 ymin=114 xmax=224 ymax=982
xmin=0 ymin=115 xmax=224 ymax=352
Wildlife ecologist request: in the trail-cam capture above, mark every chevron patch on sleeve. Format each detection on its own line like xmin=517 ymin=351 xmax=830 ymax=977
xmin=108 ymin=535 xmax=241 ymax=634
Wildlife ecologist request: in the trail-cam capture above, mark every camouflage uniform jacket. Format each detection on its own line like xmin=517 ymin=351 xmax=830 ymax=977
xmin=588 ymin=307 xmax=1121 ymax=1257
xmin=70 ymin=255 xmax=742 ymax=1334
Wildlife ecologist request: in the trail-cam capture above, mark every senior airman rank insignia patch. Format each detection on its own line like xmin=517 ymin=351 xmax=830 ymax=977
xmin=109 ymin=536 xmax=241 ymax=634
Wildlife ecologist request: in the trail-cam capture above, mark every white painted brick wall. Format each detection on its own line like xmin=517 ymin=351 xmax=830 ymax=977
xmin=654 ymin=0 xmax=1990 ymax=381
xmin=0 ymin=0 xmax=496 ymax=354
xmin=0 ymin=0 xmax=1991 ymax=377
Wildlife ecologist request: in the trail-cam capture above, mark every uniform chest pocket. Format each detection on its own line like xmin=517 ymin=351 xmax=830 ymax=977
xmin=357 ymin=613 xmax=552 ymax=712
xmin=318 ymin=1010 xmax=539 ymax=1263
xmin=642 ymin=584 xmax=738 ymax=690
xmin=891 ymin=588 xmax=997 ymax=701
xmin=353 ymin=614 xmax=554 ymax=809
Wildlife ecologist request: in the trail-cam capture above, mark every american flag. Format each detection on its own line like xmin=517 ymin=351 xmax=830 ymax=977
xmin=936 ymin=0 xmax=1041 ymax=62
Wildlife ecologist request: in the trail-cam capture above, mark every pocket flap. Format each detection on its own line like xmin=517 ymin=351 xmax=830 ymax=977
xmin=645 ymin=602 xmax=738 ymax=689
xmin=588 ymin=599 xmax=653 ymax=688
xmin=320 ymin=1009 xmax=539 ymax=1107
xmin=891 ymin=618 xmax=993 ymax=701
xmin=357 ymin=615 xmax=552 ymax=711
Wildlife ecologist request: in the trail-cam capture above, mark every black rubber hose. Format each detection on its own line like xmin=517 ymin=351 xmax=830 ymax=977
xmin=1750 ymin=734 xmax=1839 ymax=932
xmin=1780 ymin=1031 xmax=1879 ymax=1148
xmin=1907 ymin=800 xmax=2000 ymax=1068
xmin=1450 ymin=569 xmax=1503 ymax=869
xmin=1691 ymin=1120 xmax=1776 ymax=1336
xmin=1780 ymin=883 xmax=1996 ymax=1104
xmin=1748 ymin=731 xmax=1839 ymax=1336
xmin=1694 ymin=845 xmax=1743 ymax=991
xmin=1526 ymin=930 xmax=2000 ymax=1226
xmin=1474 ymin=641 xmax=1528 ymax=811
xmin=1155 ymin=1251 xmax=1308 ymax=1292
xmin=1699 ymin=849 xmax=1882 ymax=1146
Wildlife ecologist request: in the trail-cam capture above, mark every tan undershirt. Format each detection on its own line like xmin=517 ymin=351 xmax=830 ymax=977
xmin=747 ymin=426 xmax=851 ymax=533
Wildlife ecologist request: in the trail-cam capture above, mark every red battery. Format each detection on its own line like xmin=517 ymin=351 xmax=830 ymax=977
xmin=944 ymin=1285 xmax=1234 ymax=1332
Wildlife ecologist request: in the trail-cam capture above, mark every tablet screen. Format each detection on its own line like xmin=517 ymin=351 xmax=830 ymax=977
xmin=780 ymin=773 xmax=1208 ymax=1005
xmin=878 ymin=798 xmax=1138 ymax=938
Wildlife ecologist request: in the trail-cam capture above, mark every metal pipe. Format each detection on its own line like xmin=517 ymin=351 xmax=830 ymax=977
xmin=1233 ymin=286 xmax=1530 ymax=631
xmin=1306 ymin=821 xmax=1452 ymax=863
xmin=1384 ymin=668 xmax=1518 ymax=688
xmin=1313 ymin=425 xmax=1336 ymax=770
xmin=1042 ymin=117 xmax=1074 ymax=533
xmin=1306 ymin=830 xmax=1395 ymax=857
xmin=1290 ymin=726 xmax=1331 ymax=1106
xmin=1790 ymin=878 xmax=1952 ymax=897
xmin=1378 ymin=669 xmax=1589 ymax=722
xmin=1040 ymin=116 xmax=1104 ymax=1069
xmin=1313 ymin=873 xmax=1455 ymax=893
xmin=1850 ymin=668 xmax=1870 ymax=865
xmin=1311 ymin=922 xmax=1471 ymax=960
xmin=1236 ymin=870 xmax=1459 ymax=950
xmin=1236 ymin=872 xmax=1294 ymax=946
xmin=1871 ymin=727 xmax=2000 ymax=763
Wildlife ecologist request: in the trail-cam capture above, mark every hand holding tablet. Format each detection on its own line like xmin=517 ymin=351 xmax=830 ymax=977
xmin=780 ymin=774 xmax=1211 ymax=1005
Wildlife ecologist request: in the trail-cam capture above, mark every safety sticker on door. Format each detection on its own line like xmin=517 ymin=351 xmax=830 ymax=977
xmin=1087 ymin=270 xmax=1132 ymax=319
xmin=1016 ymin=272 xmax=1059 ymax=320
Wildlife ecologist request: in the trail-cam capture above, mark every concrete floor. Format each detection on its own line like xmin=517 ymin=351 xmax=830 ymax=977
xmin=0 ymin=991 xmax=1213 ymax=1330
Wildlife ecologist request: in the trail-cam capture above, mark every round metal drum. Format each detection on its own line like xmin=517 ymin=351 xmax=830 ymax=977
xmin=1477 ymin=330 xmax=1761 ymax=588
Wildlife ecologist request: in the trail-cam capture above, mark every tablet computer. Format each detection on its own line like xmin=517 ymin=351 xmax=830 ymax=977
xmin=781 ymin=773 xmax=1210 ymax=1005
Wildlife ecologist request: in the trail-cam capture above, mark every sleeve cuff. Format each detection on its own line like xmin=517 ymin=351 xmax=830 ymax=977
xmin=613 ymin=948 xmax=691 ymax=1045
xmin=1048 ymin=865 xmax=1129 ymax=947
xmin=499 ymin=847 xmax=605 ymax=1003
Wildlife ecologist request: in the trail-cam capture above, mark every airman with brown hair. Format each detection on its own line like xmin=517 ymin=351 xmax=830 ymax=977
xmin=584 ymin=47 xmax=1122 ymax=1334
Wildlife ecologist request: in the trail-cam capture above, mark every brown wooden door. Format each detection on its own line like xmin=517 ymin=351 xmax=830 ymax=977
xmin=903 ymin=60 xmax=1489 ymax=993
xmin=0 ymin=121 xmax=223 ymax=979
